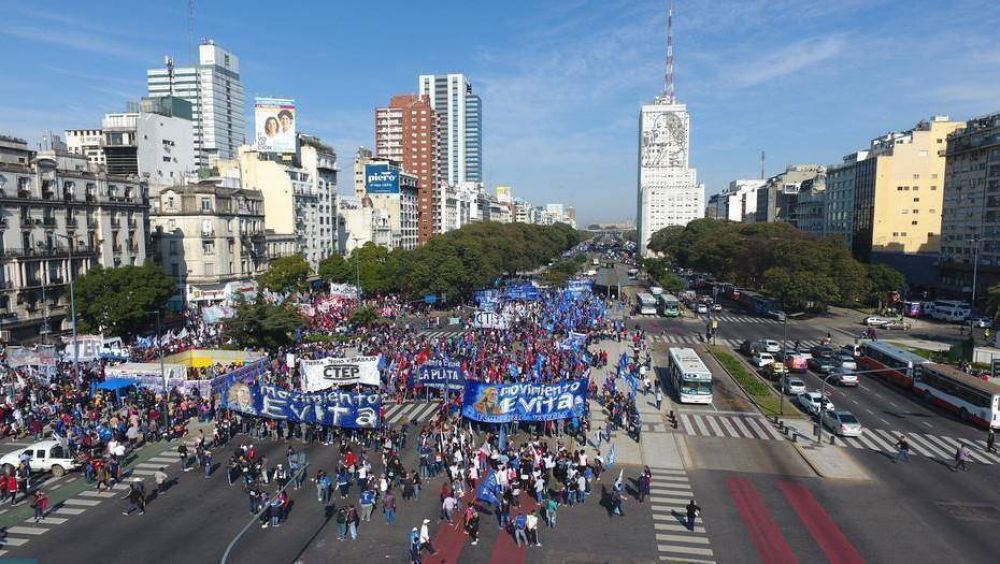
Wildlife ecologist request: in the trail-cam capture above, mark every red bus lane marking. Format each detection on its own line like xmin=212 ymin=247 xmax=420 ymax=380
xmin=727 ymin=477 xmax=798 ymax=564
xmin=428 ymin=491 xmax=476 ymax=564
xmin=488 ymin=491 xmax=539 ymax=564
xmin=778 ymin=481 xmax=864 ymax=564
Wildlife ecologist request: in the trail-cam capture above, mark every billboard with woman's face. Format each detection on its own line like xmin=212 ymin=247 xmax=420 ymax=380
xmin=254 ymin=97 xmax=296 ymax=154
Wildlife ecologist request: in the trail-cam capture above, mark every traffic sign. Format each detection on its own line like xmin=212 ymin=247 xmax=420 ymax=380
xmin=424 ymin=294 xmax=438 ymax=304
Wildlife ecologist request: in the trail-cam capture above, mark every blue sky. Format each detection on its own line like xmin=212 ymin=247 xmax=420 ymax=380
xmin=2 ymin=0 xmax=1000 ymax=225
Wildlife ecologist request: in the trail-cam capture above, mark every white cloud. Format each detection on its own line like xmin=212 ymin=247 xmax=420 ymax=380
xmin=725 ymin=34 xmax=848 ymax=88
xmin=1 ymin=25 xmax=152 ymax=62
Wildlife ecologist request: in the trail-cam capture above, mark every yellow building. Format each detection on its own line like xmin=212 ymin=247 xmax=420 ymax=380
xmin=853 ymin=116 xmax=962 ymax=259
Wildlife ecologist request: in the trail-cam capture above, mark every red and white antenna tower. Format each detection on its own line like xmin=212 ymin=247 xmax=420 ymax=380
xmin=664 ymin=0 xmax=675 ymax=103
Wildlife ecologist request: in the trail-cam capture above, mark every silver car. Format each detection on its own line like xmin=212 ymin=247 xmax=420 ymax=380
xmin=822 ymin=410 xmax=863 ymax=437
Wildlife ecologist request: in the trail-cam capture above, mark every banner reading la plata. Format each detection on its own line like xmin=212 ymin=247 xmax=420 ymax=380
xmin=461 ymin=379 xmax=588 ymax=423
xmin=299 ymin=355 xmax=381 ymax=391
xmin=410 ymin=361 xmax=465 ymax=390
xmin=222 ymin=383 xmax=381 ymax=428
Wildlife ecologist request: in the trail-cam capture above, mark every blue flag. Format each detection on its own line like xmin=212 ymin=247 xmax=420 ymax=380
xmin=607 ymin=442 xmax=617 ymax=468
xmin=498 ymin=424 xmax=507 ymax=451
xmin=476 ymin=470 xmax=500 ymax=506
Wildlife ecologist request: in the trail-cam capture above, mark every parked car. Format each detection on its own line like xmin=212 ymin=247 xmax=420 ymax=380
xmin=831 ymin=368 xmax=859 ymax=387
xmin=752 ymin=351 xmax=776 ymax=368
xmin=0 ymin=440 xmax=80 ymax=477
xmin=738 ymin=340 xmax=756 ymax=356
xmin=822 ymin=409 xmax=863 ymax=437
xmin=763 ymin=362 xmax=788 ymax=380
xmin=835 ymin=354 xmax=858 ymax=371
xmin=967 ymin=315 xmax=994 ymax=329
xmin=808 ymin=357 xmax=837 ymax=374
xmin=696 ymin=304 xmax=709 ymax=314
xmin=767 ymin=310 xmax=787 ymax=322
xmin=756 ymin=339 xmax=782 ymax=354
xmin=783 ymin=377 xmax=807 ymax=395
xmin=797 ymin=391 xmax=835 ymax=416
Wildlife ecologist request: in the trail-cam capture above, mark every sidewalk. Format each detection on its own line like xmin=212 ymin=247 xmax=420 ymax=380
xmin=780 ymin=418 xmax=870 ymax=480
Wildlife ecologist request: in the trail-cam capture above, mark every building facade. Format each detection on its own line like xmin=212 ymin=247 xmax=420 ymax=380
xmin=790 ymin=174 xmax=827 ymax=234
xmin=752 ymin=164 xmax=824 ymax=224
xmin=851 ymin=116 xmax=961 ymax=260
xmin=636 ymin=96 xmax=704 ymax=255
xmin=418 ymin=74 xmax=483 ymax=187
xmin=938 ymin=113 xmax=1000 ymax=300
xmin=362 ymin=160 xmax=419 ymax=250
xmin=150 ymin=180 xmax=267 ymax=309
xmin=375 ymin=94 xmax=439 ymax=243
xmin=0 ymin=139 xmax=148 ymax=342
xmin=64 ymin=129 xmax=106 ymax=168
xmin=147 ymin=41 xmax=246 ymax=168
xmin=100 ymin=96 xmax=196 ymax=189
xmin=217 ymin=135 xmax=337 ymax=270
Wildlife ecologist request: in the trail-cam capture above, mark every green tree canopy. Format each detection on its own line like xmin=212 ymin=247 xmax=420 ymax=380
xmin=648 ymin=219 xmax=907 ymax=311
xmin=74 ymin=263 xmax=176 ymax=336
xmin=318 ymin=254 xmax=352 ymax=283
xmin=224 ymin=301 xmax=303 ymax=350
xmin=258 ymin=255 xmax=311 ymax=293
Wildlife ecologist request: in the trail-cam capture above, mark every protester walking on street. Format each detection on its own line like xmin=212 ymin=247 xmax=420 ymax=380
xmin=419 ymin=518 xmax=436 ymax=554
xmin=154 ymin=467 xmax=169 ymax=496
xmin=894 ymin=435 xmax=910 ymax=462
xmin=384 ymin=490 xmax=397 ymax=523
xmin=465 ymin=507 xmax=480 ymax=546
xmin=31 ymin=490 xmax=49 ymax=522
xmin=988 ymin=429 xmax=997 ymax=453
xmin=686 ymin=499 xmax=701 ymax=531
xmin=953 ymin=444 xmax=972 ymax=472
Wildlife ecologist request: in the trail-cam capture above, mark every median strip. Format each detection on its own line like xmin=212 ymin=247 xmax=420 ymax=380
xmin=706 ymin=345 xmax=790 ymax=418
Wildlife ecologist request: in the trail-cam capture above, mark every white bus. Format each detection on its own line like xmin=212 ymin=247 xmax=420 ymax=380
xmin=930 ymin=300 xmax=971 ymax=323
xmin=668 ymin=347 xmax=713 ymax=404
xmin=637 ymin=292 xmax=658 ymax=315
xmin=914 ymin=363 xmax=1000 ymax=429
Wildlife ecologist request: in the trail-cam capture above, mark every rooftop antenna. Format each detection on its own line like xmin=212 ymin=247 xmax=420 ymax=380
xmin=664 ymin=0 xmax=675 ymax=103
xmin=187 ymin=0 xmax=195 ymax=64
xmin=760 ymin=150 xmax=765 ymax=180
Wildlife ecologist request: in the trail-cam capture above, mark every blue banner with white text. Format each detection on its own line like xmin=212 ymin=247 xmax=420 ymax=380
xmin=411 ymin=361 xmax=466 ymax=390
xmin=221 ymin=383 xmax=381 ymax=428
xmin=461 ymin=379 xmax=588 ymax=423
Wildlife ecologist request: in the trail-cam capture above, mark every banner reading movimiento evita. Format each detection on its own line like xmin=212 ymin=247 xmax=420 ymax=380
xmin=461 ymin=379 xmax=588 ymax=423
xmin=222 ymin=383 xmax=381 ymax=428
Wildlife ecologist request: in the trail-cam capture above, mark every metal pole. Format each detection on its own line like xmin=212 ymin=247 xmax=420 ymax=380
xmin=68 ymin=238 xmax=78 ymax=378
xmin=779 ymin=300 xmax=787 ymax=416
xmin=816 ymin=372 xmax=835 ymax=445
xmin=971 ymin=237 xmax=980 ymax=311
xmin=157 ymin=310 xmax=169 ymax=434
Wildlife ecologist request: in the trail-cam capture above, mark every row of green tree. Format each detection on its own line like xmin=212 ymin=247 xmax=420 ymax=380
xmin=647 ymin=219 xmax=905 ymax=311
xmin=69 ymin=222 xmax=581 ymax=339
xmin=262 ymin=222 xmax=583 ymax=299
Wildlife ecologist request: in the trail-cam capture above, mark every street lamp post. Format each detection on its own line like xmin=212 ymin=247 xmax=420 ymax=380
xmin=970 ymin=236 xmax=981 ymax=311
xmin=151 ymin=309 xmax=169 ymax=436
xmin=779 ymin=299 xmax=788 ymax=417
xmin=54 ymin=234 xmax=78 ymax=377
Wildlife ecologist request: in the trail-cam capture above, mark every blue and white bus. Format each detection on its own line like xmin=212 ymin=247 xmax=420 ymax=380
xmin=637 ymin=292 xmax=658 ymax=315
xmin=668 ymin=347 xmax=713 ymax=404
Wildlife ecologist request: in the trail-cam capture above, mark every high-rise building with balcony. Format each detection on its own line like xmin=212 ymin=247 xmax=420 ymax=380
xmin=0 ymin=137 xmax=149 ymax=342
xmin=375 ymin=94 xmax=438 ymax=243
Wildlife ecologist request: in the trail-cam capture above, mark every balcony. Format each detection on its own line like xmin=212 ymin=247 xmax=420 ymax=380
xmin=128 ymin=218 xmax=138 ymax=229
xmin=112 ymin=244 xmax=122 ymax=253
xmin=85 ymin=192 xmax=96 ymax=203
xmin=20 ymin=217 xmax=35 ymax=228
xmin=87 ymin=218 xmax=98 ymax=229
xmin=17 ymin=188 xmax=32 ymax=199
xmin=66 ymin=218 xmax=78 ymax=229
xmin=42 ymin=217 xmax=56 ymax=227
xmin=110 ymin=219 xmax=122 ymax=229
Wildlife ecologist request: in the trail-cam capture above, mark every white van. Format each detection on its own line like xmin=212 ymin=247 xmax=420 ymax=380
xmin=930 ymin=300 xmax=971 ymax=323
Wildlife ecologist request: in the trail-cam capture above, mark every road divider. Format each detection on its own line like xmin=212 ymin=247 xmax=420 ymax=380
xmin=707 ymin=345 xmax=790 ymax=418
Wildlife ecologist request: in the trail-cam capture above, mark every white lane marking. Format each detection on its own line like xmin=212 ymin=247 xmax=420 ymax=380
xmin=693 ymin=415 xmax=710 ymax=436
xmin=718 ymin=416 xmax=739 ymax=438
xmin=730 ymin=416 xmax=753 ymax=438
xmin=705 ymin=416 xmax=723 ymax=436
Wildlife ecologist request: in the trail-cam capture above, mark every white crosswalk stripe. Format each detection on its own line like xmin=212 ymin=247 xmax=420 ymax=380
xmin=383 ymin=401 xmax=440 ymax=425
xmin=677 ymin=412 xmax=785 ymax=441
xmin=647 ymin=333 xmax=827 ymax=352
xmin=646 ymin=467 xmax=716 ymax=563
xmin=836 ymin=428 xmax=1000 ymax=465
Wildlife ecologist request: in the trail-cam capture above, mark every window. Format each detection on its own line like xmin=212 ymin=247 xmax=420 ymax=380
xmin=204 ymin=263 xmax=215 ymax=276
xmin=201 ymin=197 xmax=212 ymax=212
xmin=912 ymin=221 xmax=919 ymax=225
xmin=202 ymin=240 xmax=215 ymax=255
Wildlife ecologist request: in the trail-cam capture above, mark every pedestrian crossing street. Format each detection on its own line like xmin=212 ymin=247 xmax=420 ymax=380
xmin=648 ymin=466 xmax=716 ymax=563
xmin=650 ymin=335 xmax=828 ymax=349
xmin=382 ymin=401 xmax=441 ymax=426
xmin=678 ymin=412 xmax=787 ymax=441
xmin=0 ymin=445 xmax=184 ymax=555
xmin=677 ymin=412 xmax=1000 ymax=466
xmin=834 ymin=427 xmax=1000 ymax=465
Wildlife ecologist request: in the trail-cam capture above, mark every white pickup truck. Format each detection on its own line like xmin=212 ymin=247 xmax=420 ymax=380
xmin=0 ymin=440 xmax=80 ymax=477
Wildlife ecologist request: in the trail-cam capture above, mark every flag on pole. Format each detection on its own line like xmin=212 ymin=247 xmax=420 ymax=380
xmin=607 ymin=441 xmax=617 ymax=467
xmin=614 ymin=468 xmax=624 ymax=490
xmin=477 ymin=470 xmax=500 ymax=506
xmin=498 ymin=424 xmax=507 ymax=451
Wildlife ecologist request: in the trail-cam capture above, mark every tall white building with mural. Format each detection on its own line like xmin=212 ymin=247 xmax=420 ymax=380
xmin=636 ymin=4 xmax=703 ymax=256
